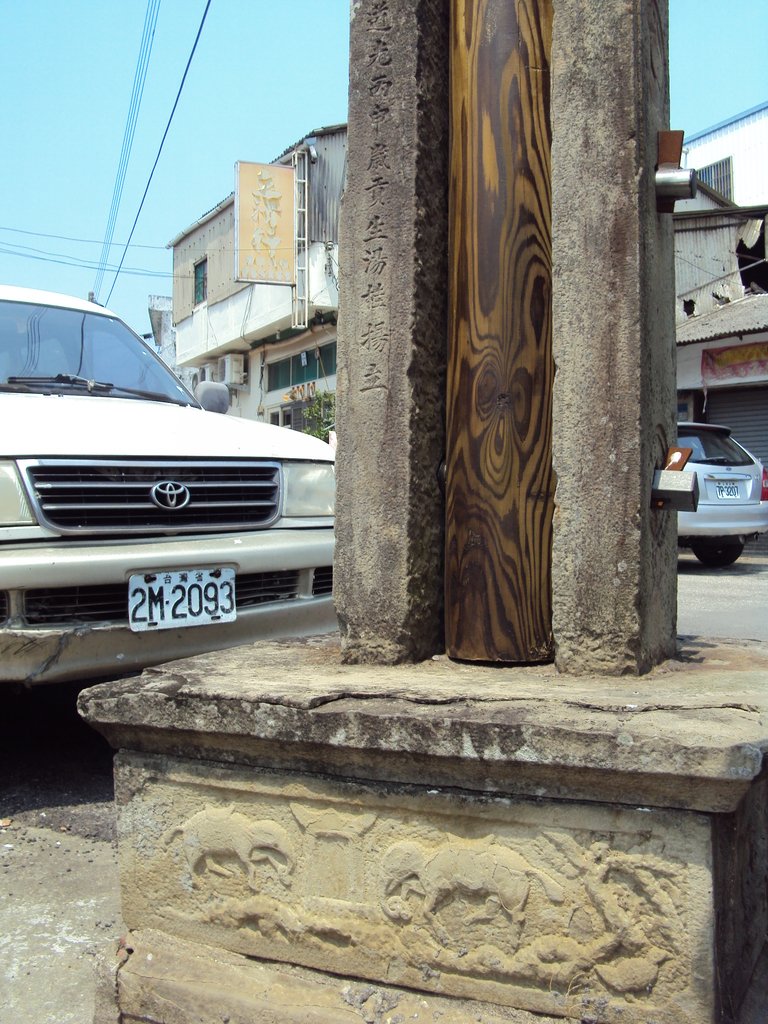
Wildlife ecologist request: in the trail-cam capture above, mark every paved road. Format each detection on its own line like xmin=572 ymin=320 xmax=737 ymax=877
xmin=677 ymin=550 xmax=768 ymax=642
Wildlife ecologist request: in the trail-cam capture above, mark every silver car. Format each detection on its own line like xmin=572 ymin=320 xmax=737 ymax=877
xmin=677 ymin=422 xmax=768 ymax=566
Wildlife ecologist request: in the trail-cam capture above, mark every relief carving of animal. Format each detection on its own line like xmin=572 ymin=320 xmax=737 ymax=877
xmin=381 ymin=840 xmax=556 ymax=941
xmin=165 ymin=806 xmax=295 ymax=890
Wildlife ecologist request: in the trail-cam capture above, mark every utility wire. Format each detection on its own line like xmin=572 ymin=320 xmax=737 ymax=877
xmin=93 ymin=0 xmax=161 ymax=300
xmin=105 ymin=0 xmax=212 ymax=307
xmin=0 ymin=224 xmax=166 ymax=249
xmin=0 ymin=243 xmax=171 ymax=278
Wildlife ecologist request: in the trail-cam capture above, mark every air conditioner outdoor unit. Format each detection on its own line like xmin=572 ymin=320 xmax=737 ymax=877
xmin=218 ymin=353 xmax=247 ymax=388
xmin=200 ymin=361 xmax=217 ymax=382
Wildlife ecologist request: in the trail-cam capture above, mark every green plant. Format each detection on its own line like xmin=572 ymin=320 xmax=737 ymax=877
xmin=301 ymin=391 xmax=336 ymax=442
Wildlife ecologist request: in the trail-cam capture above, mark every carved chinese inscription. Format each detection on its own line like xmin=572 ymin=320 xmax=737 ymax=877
xmin=130 ymin=770 xmax=709 ymax=1024
xmin=356 ymin=0 xmax=394 ymax=395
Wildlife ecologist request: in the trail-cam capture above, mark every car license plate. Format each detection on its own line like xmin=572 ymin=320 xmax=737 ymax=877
xmin=128 ymin=568 xmax=236 ymax=632
xmin=715 ymin=483 xmax=740 ymax=500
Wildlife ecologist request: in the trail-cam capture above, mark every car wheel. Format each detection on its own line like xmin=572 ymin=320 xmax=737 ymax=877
xmin=689 ymin=539 xmax=744 ymax=567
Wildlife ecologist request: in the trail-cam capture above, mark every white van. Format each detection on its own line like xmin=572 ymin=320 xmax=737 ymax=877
xmin=0 ymin=285 xmax=335 ymax=685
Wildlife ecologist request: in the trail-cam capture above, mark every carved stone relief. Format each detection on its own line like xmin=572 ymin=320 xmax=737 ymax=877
xmin=119 ymin=761 xmax=711 ymax=1023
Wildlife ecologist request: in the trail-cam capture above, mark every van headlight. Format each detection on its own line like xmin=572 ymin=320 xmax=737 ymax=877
xmin=282 ymin=462 xmax=335 ymax=517
xmin=0 ymin=462 xmax=35 ymax=524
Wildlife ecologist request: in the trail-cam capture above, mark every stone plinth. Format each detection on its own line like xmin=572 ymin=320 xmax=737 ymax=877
xmin=81 ymin=636 xmax=768 ymax=1024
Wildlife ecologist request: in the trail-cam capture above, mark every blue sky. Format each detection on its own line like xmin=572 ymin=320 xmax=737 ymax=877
xmin=0 ymin=0 xmax=765 ymax=337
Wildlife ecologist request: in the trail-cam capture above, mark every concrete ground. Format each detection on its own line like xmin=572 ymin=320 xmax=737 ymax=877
xmin=0 ymin=683 xmax=124 ymax=1024
xmin=0 ymin=825 xmax=123 ymax=1024
xmin=677 ymin=550 xmax=768 ymax=641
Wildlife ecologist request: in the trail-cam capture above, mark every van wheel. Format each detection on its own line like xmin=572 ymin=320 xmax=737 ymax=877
xmin=690 ymin=539 xmax=744 ymax=567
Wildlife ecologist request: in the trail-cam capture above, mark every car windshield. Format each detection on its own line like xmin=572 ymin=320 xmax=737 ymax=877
xmin=678 ymin=428 xmax=752 ymax=466
xmin=0 ymin=299 xmax=196 ymax=406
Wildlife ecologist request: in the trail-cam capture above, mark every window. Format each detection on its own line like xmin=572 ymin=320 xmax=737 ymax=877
xmin=697 ymin=157 xmax=733 ymax=201
xmin=318 ymin=341 xmax=337 ymax=376
xmin=268 ymin=357 xmax=291 ymax=391
xmin=267 ymin=341 xmax=337 ymax=392
xmin=291 ymin=348 xmax=319 ymax=385
xmin=269 ymin=407 xmax=295 ymax=428
xmin=677 ymin=427 xmax=751 ymax=466
xmin=194 ymin=259 xmax=208 ymax=305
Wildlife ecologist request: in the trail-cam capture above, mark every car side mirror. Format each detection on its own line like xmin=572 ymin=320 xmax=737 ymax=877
xmin=195 ymin=380 xmax=230 ymax=414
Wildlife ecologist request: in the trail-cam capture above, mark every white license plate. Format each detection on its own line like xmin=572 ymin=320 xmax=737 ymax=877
xmin=715 ymin=483 xmax=740 ymax=500
xmin=128 ymin=568 xmax=236 ymax=632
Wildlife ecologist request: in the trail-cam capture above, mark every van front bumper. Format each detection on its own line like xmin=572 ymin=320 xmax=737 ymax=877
xmin=0 ymin=529 xmax=335 ymax=685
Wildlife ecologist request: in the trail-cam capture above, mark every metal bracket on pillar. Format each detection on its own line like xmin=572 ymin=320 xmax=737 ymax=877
xmin=656 ymin=130 xmax=697 ymax=213
xmin=651 ymin=446 xmax=698 ymax=511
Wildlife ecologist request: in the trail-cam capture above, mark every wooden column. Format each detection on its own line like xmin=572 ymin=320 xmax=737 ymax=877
xmin=445 ymin=0 xmax=554 ymax=662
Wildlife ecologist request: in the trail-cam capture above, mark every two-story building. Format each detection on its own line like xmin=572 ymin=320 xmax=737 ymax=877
xmin=167 ymin=124 xmax=346 ymax=434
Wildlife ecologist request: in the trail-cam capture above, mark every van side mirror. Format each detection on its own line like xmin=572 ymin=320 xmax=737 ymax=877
xmin=195 ymin=380 xmax=230 ymax=414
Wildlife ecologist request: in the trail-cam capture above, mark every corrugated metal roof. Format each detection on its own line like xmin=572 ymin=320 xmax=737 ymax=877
xmin=676 ymin=292 xmax=768 ymax=346
xmin=167 ymin=194 xmax=234 ymax=248
xmin=685 ymin=100 xmax=768 ymax=144
xmin=674 ymin=202 xmax=768 ymax=222
xmin=674 ymin=216 xmax=744 ymax=309
xmin=272 ymin=123 xmax=347 ymax=164
xmin=674 ymin=207 xmax=767 ymax=320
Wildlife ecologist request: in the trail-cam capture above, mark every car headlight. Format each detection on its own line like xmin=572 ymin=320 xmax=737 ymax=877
xmin=0 ymin=462 xmax=35 ymax=525
xmin=282 ymin=462 xmax=335 ymax=517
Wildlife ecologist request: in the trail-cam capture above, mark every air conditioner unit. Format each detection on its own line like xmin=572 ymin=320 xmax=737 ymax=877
xmin=200 ymin=361 xmax=217 ymax=382
xmin=218 ymin=353 xmax=247 ymax=388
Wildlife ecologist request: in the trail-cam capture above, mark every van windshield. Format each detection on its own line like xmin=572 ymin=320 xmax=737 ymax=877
xmin=0 ymin=300 xmax=196 ymax=406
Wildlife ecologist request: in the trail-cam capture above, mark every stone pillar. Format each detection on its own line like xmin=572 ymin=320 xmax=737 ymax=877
xmin=550 ymin=0 xmax=678 ymax=674
xmin=338 ymin=0 xmax=678 ymax=674
xmin=334 ymin=0 xmax=449 ymax=664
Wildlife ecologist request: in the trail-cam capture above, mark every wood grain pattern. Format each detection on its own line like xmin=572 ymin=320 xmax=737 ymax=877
xmin=445 ymin=0 xmax=554 ymax=662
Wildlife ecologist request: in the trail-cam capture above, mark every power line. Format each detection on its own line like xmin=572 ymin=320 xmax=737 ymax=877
xmin=0 ymin=224 xmax=166 ymax=250
xmin=93 ymin=0 xmax=162 ymax=299
xmin=0 ymin=243 xmax=171 ymax=278
xmin=0 ymin=229 xmax=301 ymax=261
xmin=105 ymin=0 xmax=213 ymax=307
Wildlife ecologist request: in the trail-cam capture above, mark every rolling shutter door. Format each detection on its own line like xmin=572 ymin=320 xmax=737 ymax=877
xmin=706 ymin=386 xmax=768 ymax=553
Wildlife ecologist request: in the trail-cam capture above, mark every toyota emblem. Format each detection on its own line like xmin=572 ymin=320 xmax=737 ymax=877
xmin=150 ymin=480 xmax=191 ymax=510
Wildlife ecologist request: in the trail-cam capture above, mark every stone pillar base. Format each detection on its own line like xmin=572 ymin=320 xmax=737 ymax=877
xmin=80 ymin=636 xmax=768 ymax=1024
xmin=108 ymin=928 xmax=560 ymax=1024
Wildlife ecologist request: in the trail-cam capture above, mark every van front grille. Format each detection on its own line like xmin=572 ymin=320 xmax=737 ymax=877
xmin=312 ymin=566 xmax=333 ymax=596
xmin=23 ymin=570 xmax=309 ymax=626
xmin=25 ymin=585 xmax=127 ymax=625
xmin=20 ymin=459 xmax=281 ymax=535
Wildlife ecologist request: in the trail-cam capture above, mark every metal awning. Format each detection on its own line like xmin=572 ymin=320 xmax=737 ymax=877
xmin=677 ymin=293 xmax=768 ymax=346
